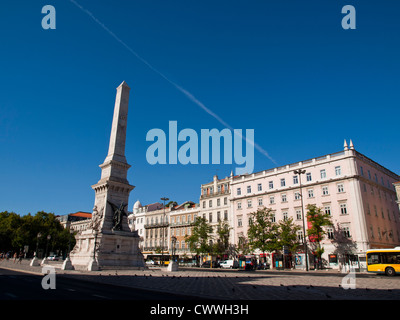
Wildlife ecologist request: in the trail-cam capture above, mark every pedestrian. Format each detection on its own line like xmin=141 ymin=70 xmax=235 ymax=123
xmin=17 ymin=252 xmax=23 ymax=264
xmin=13 ymin=252 xmax=17 ymax=263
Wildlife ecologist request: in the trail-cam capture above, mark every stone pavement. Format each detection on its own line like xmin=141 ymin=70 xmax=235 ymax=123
xmin=1 ymin=258 xmax=399 ymax=300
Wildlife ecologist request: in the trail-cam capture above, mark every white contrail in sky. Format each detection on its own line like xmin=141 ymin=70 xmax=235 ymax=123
xmin=69 ymin=0 xmax=277 ymax=165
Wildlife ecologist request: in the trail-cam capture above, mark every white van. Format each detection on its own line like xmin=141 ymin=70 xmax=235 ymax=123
xmin=219 ymin=260 xmax=238 ymax=269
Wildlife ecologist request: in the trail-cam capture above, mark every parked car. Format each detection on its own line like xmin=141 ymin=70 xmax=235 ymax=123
xmin=145 ymin=260 xmax=155 ymax=265
xmin=201 ymin=260 xmax=220 ymax=268
xmin=47 ymin=255 xmax=59 ymax=261
xmin=219 ymin=260 xmax=238 ymax=269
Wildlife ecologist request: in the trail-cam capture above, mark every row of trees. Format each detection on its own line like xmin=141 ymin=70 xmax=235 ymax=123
xmin=0 ymin=211 xmax=75 ymax=257
xmin=185 ymin=204 xmax=338 ymax=266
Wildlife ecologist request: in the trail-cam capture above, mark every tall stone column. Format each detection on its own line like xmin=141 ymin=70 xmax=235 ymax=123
xmin=92 ymin=81 xmax=135 ymax=234
xmin=70 ymin=81 xmax=145 ymax=270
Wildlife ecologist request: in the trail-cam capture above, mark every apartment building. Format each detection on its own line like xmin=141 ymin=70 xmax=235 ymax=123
xmin=199 ymin=174 xmax=234 ymax=252
xmin=230 ymin=141 xmax=400 ymax=269
xmin=169 ymin=202 xmax=200 ymax=258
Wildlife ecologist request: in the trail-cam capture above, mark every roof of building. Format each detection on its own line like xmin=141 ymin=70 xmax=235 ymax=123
xmin=146 ymin=202 xmax=163 ymax=212
xmin=69 ymin=212 xmax=92 ymax=218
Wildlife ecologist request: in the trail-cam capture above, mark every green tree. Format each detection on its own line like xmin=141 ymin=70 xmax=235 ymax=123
xmin=276 ymin=217 xmax=301 ymax=268
xmin=0 ymin=211 xmax=74 ymax=257
xmin=247 ymin=207 xmax=279 ymax=257
xmin=277 ymin=217 xmax=301 ymax=252
xmin=306 ymin=204 xmax=332 ymax=269
xmin=185 ymin=217 xmax=213 ymax=265
xmin=212 ymin=220 xmax=231 ymax=257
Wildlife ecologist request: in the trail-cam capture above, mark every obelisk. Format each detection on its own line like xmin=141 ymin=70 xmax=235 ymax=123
xmin=70 ymin=81 xmax=145 ymax=271
xmin=91 ymin=80 xmax=135 ymax=233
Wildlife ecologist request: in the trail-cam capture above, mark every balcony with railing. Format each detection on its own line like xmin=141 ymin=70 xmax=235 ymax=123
xmin=200 ymin=189 xmax=230 ymax=199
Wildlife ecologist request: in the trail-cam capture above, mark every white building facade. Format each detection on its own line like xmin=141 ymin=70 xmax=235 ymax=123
xmin=230 ymin=141 xmax=400 ymax=270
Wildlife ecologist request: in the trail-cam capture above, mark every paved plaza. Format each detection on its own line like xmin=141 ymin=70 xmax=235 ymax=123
xmin=0 ymin=259 xmax=399 ymax=300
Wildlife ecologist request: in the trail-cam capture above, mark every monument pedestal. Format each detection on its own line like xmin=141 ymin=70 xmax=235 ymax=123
xmin=70 ymin=229 xmax=146 ymax=271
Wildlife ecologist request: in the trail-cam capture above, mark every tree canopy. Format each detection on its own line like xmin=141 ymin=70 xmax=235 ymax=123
xmin=0 ymin=211 xmax=74 ymax=257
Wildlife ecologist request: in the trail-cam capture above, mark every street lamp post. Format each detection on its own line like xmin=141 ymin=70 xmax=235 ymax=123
xmin=161 ymin=197 xmax=169 ymax=267
xmin=294 ymin=169 xmax=309 ymax=271
xmin=45 ymin=234 xmax=51 ymax=258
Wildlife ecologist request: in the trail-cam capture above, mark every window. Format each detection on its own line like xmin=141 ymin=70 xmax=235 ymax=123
xmin=335 ymin=166 xmax=341 ymax=176
xmin=294 ymin=192 xmax=301 ymax=200
xmin=322 ymin=186 xmax=329 ymax=195
xmin=237 ymin=188 xmax=241 ymax=196
xmin=324 ymin=206 xmax=331 ymax=216
xmin=337 ymin=184 xmax=344 ymax=193
xmin=224 ymin=197 xmax=227 ymax=205
xmin=217 ymin=198 xmax=220 ymax=206
xmin=217 ymin=185 xmax=221 ymax=193
xmin=271 ymin=213 xmax=276 ymax=223
xmin=283 ymin=211 xmax=288 ymax=221
xmin=320 ymin=169 xmax=326 ymax=179
xmin=293 ymin=176 xmax=299 ymax=184
xmin=306 ymin=172 xmax=312 ymax=182
xmin=340 ymin=203 xmax=348 ymax=215
xmin=269 ymin=196 xmax=275 ymax=204
xmin=224 ymin=210 xmax=228 ymax=220
xmin=209 ymin=213 xmax=213 ymax=222
xmin=209 ymin=200 xmax=213 ymax=207
xmin=374 ymin=205 xmax=377 ymax=216
xmin=281 ymin=194 xmax=287 ymax=202
xmin=258 ymin=198 xmax=263 ymax=206
xmin=217 ymin=211 xmax=221 ymax=221
xmin=296 ymin=209 xmax=302 ymax=220
xmin=308 ymin=189 xmax=314 ymax=198
xmin=247 ymin=186 xmax=251 ymax=194
xmin=203 ymin=201 xmax=206 ymax=208
xmin=280 ymin=178 xmax=286 ymax=187
xmin=237 ymin=202 xmax=242 ymax=209
xmin=360 ymin=166 xmax=364 ymax=176
xmin=237 ymin=217 xmax=243 ymax=227
xmin=269 ymin=181 xmax=274 ymax=189
xmin=366 ymin=203 xmax=370 ymax=215
xmin=247 ymin=199 xmax=252 ymax=207
xmin=368 ymin=170 xmax=371 ymax=180
xmin=342 ymin=225 xmax=351 ymax=238
xmin=327 ymin=227 xmax=334 ymax=240
xmin=297 ymin=230 xmax=304 ymax=243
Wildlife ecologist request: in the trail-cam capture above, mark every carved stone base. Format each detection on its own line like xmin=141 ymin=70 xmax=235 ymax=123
xmin=70 ymin=229 xmax=146 ymax=271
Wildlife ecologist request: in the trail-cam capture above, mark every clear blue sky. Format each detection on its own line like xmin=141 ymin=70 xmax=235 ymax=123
xmin=1 ymin=0 xmax=399 ymax=216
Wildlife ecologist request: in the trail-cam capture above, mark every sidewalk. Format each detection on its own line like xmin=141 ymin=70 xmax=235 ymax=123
xmin=1 ymin=259 xmax=399 ymax=300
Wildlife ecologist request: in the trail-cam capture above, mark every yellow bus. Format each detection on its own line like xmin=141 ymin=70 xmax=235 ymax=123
xmin=366 ymin=247 xmax=400 ymax=276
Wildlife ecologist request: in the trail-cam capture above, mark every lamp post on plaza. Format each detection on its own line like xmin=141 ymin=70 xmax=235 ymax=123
xmin=161 ymin=197 xmax=169 ymax=267
xmin=294 ymin=169 xmax=309 ymax=271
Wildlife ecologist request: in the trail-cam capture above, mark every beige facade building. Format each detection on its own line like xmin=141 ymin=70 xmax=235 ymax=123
xmin=199 ymin=174 xmax=234 ymax=254
xmin=230 ymin=141 xmax=400 ymax=269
